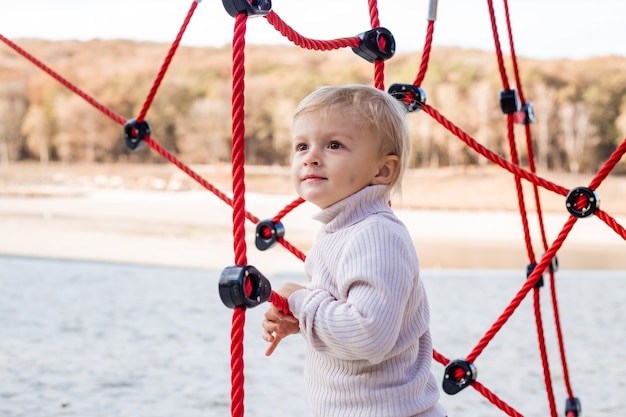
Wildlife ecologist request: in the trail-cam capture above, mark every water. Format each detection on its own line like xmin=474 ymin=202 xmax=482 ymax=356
xmin=1 ymin=255 xmax=624 ymax=417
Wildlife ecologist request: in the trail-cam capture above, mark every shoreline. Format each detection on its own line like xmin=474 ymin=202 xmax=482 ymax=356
xmin=1 ymin=163 xmax=625 ymax=272
xmin=1 ymin=189 xmax=625 ymax=272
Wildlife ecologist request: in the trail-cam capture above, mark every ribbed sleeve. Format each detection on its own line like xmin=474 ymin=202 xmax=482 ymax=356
xmin=288 ymin=185 xmax=445 ymax=417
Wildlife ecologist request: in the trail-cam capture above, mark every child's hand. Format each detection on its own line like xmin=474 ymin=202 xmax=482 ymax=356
xmin=261 ymin=283 xmax=304 ymax=356
xmin=261 ymin=305 xmax=300 ymax=356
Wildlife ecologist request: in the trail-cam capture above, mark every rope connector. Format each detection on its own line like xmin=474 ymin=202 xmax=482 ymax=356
xmin=499 ymin=89 xmax=521 ymax=115
xmin=123 ymin=118 xmax=151 ymax=151
xmin=565 ymin=397 xmax=582 ymax=417
xmin=514 ymin=101 xmax=535 ymax=125
xmin=352 ymin=27 xmax=396 ymax=63
xmin=427 ymin=0 xmax=439 ymax=21
xmin=219 ymin=265 xmax=272 ymax=309
xmin=565 ymin=186 xmax=600 ymax=218
xmin=527 ymin=254 xmax=558 ymax=288
xmin=442 ymin=359 xmax=477 ymax=395
xmin=388 ymin=84 xmax=426 ymax=113
xmin=549 ymin=255 xmax=559 ymax=273
xmin=526 ymin=262 xmax=544 ymax=288
xmin=222 ymin=0 xmax=272 ymax=18
xmin=255 ymin=219 xmax=285 ymax=251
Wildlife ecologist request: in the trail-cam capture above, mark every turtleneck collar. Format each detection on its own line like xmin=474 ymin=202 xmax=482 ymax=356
xmin=312 ymin=185 xmax=392 ymax=232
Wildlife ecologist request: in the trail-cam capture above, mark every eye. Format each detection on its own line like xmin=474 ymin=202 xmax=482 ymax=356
xmin=294 ymin=143 xmax=308 ymax=152
xmin=328 ymin=141 xmax=343 ymax=150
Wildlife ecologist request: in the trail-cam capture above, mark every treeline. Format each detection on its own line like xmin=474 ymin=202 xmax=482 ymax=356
xmin=1 ymin=39 xmax=625 ymax=174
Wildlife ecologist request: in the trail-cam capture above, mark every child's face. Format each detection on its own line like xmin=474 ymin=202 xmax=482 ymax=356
xmin=291 ymin=110 xmax=385 ymax=209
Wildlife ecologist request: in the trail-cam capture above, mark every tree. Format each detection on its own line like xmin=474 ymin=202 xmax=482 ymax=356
xmin=559 ymin=102 xmax=591 ymax=173
xmin=177 ymin=97 xmax=231 ymax=164
xmin=470 ymin=80 xmax=493 ymax=167
xmin=0 ymin=81 xmax=28 ymax=165
xmin=532 ymin=83 xmax=557 ymax=171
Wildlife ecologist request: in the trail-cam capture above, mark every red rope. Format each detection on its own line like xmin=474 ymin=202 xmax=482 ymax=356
xmin=422 ymin=103 xmax=569 ymax=196
xmin=272 ymin=198 xmax=308 ymax=262
xmin=414 ymin=20 xmax=435 ymax=87
xmin=434 ymin=350 xmax=524 ymax=416
xmin=0 ymin=23 xmax=309 ymax=264
xmin=231 ymin=15 xmax=248 ymax=268
xmin=0 ymin=34 xmax=125 ymax=125
xmin=144 ymin=139 xmax=253 ymax=218
xmin=472 ymin=380 xmax=524 ymax=417
xmin=269 ymin=291 xmax=291 ymax=314
xmin=432 ymin=349 xmax=448 ymax=368
xmin=5 ymin=1 xmax=626 ymax=415
xmin=137 ymin=0 xmax=199 ymax=122
xmin=486 ymin=0 xmax=510 ymax=89
xmin=229 ymin=13 xmax=249 ymax=417
xmin=366 ymin=0 xmax=386 ymax=91
xmin=596 ymin=209 xmax=626 ymax=240
xmin=229 ymin=306 xmax=246 ymax=417
xmin=504 ymin=114 xmax=536 ymax=263
xmin=143 ymin=139 xmax=311 ymax=260
xmin=474 ymin=7 xmax=566 ymax=412
xmin=272 ymin=197 xmax=305 ymax=223
xmin=466 ymin=215 xmax=577 ymax=363
xmin=367 ymin=0 xmax=380 ymax=28
xmin=533 ymin=287 xmax=558 ymax=417
xmin=486 ymin=0 xmax=537 ymax=268
xmin=502 ymin=0 xmax=526 ymax=103
xmin=264 ymin=12 xmax=360 ymax=51
xmin=549 ymin=270 xmax=575 ymax=399
xmin=589 ymin=136 xmax=626 ymax=190
xmin=503 ymin=2 xmax=565 ymax=411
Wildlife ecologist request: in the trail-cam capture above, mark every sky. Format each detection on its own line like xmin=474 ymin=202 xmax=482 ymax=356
xmin=1 ymin=0 xmax=625 ymax=60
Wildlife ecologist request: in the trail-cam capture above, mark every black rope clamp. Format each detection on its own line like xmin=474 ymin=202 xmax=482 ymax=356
xmin=565 ymin=397 xmax=582 ymax=417
xmin=222 ymin=0 xmax=271 ymax=18
xmin=526 ymin=262 xmax=545 ymax=288
xmin=526 ymin=254 xmax=559 ymax=288
xmin=388 ymin=84 xmax=426 ymax=113
xmin=124 ymin=118 xmax=151 ymax=151
xmin=514 ymin=102 xmax=535 ymax=125
xmin=499 ymin=89 xmax=521 ymax=115
xmin=255 ymin=219 xmax=285 ymax=251
xmin=219 ymin=265 xmax=272 ymax=309
xmin=442 ymin=359 xmax=477 ymax=395
xmin=352 ymin=27 xmax=396 ymax=63
xmin=565 ymin=186 xmax=600 ymax=218
xmin=549 ymin=255 xmax=559 ymax=273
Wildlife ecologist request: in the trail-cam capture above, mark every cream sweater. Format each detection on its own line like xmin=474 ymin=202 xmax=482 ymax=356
xmin=288 ymin=185 xmax=445 ymax=417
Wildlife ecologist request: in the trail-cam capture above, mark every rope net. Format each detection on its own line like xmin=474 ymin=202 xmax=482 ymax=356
xmin=3 ymin=1 xmax=625 ymax=416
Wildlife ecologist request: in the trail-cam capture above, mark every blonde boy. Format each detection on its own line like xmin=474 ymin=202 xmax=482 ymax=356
xmin=262 ymin=85 xmax=446 ymax=417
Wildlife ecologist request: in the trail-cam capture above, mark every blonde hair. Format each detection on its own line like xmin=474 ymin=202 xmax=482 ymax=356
xmin=294 ymin=84 xmax=411 ymax=194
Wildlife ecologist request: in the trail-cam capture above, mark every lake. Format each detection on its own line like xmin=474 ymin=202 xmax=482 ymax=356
xmin=1 ymin=255 xmax=623 ymax=417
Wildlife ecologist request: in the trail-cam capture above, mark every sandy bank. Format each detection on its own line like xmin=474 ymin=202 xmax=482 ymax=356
xmin=0 ymin=163 xmax=625 ymax=272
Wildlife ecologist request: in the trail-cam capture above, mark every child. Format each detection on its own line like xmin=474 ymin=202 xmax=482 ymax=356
xmin=261 ymin=84 xmax=446 ymax=417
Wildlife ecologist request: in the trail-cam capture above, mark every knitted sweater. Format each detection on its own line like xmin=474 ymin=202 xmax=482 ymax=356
xmin=288 ymin=185 xmax=445 ymax=417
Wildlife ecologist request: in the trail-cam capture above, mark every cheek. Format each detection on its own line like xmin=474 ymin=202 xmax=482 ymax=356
xmin=290 ymin=160 xmax=299 ymax=183
xmin=345 ymin=172 xmax=358 ymax=185
xmin=343 ymin=164 xmax=374 ymax=186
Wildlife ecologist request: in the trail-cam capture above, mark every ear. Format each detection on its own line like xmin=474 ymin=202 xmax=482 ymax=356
xmin=371 ymin=155 xmax=400 ymax=186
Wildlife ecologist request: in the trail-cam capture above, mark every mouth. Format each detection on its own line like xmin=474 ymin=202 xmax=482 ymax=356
xmin=302 ymin=174 xmax=326 ymax=182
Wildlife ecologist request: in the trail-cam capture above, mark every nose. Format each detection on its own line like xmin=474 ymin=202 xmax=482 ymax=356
xmin=302 ymin=147 xmax=321 ymax=166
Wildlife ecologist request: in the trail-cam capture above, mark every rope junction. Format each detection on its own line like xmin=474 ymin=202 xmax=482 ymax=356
xmin=3 ymin=1 xmax=625 ymax=416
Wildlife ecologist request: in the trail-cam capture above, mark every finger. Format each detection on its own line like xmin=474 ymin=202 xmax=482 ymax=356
xmin=261 ymin=328 xmax=275 ymax=343
xmin=261 ymin=320 xmax=280 ymax=334
xmin=263 ymin=306 xmax=281 ymax=321
xmin=264 ymin=337 xmax=282 ymax=356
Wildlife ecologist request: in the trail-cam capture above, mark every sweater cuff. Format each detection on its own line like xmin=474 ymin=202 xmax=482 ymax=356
xmin=288 ymin=288 xmax=309 ymax=318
